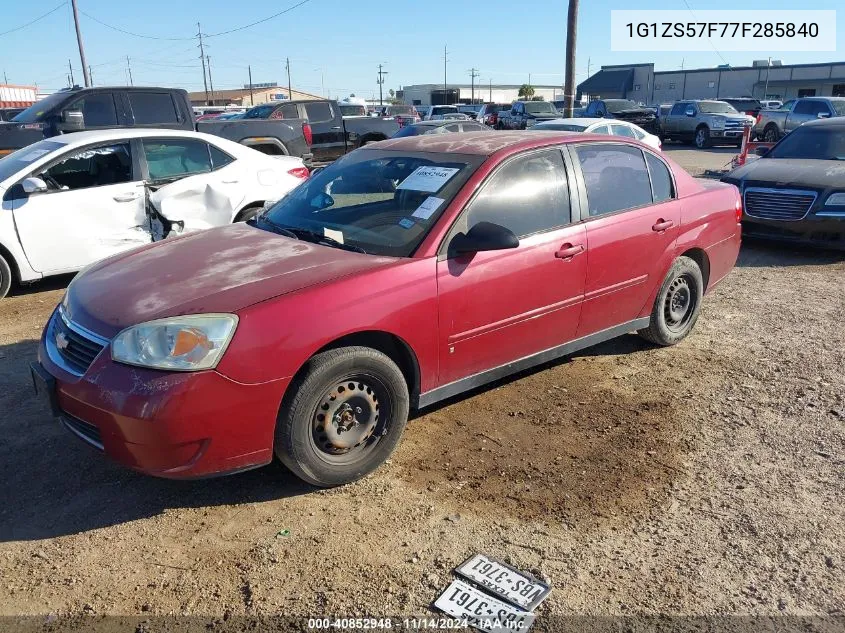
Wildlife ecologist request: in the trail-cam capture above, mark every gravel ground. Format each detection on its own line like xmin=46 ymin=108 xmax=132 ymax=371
xmin=0 ymin=172 xmax=843 ymax=630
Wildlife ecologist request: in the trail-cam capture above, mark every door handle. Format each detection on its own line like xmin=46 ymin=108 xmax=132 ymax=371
xmin=330 ymin=126 xmax=342 ymax=130
xmin=652 ymin=219 xmax=674 ymax=232
xmin=113 ymin=193 xmax=140 ymax=202
xmin=221 ymin=179 xmax=239 ymax=184
xmin=555 ymin=243 xmax=584 ymax=259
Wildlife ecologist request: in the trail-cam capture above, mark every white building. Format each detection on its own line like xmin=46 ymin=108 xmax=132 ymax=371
xmin=398 ymin=83 xmax=565 ymax=106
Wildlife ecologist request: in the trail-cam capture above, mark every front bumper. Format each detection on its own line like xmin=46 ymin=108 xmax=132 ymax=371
xmin=36 ymin=310 xmax=290 ymax=478
xmin=742 ymin=214 xmax=845 ymax=250
xmin=709 ymin=128 xmax=744 ymax=141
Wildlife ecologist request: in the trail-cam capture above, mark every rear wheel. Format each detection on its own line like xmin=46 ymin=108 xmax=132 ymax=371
xmin=0 ymin=254 xmax=12 ymax=299
xmin=638 ymin=256 xmax=704 ymax=346
xmin=234 ymin=204 xmax=264 ymax=223
xmin=274 ymin=346 xmax=410 ymax=487
xmin=762 ymin=124 xmax=780 ymax=143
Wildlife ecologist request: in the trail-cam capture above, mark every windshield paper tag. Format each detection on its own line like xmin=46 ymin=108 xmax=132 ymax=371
xmin=323 ymin=228 xmax=344 ymax=244
xmin=412 ymin=196 xmax=444 ymax=220
xmin=397 ymin=166 xmax=460 ymax=193
xmin=398 ymin=218 xmax=415 ymax=229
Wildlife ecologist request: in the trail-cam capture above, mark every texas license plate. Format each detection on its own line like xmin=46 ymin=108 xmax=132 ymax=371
xmin=455 ymin=554 xmax=551 ymax=610
xmin=434 ymin=579 xmax=534 ymax=633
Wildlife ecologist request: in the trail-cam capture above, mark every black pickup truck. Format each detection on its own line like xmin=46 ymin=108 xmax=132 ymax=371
xmin=240 ymin=99 xmax=399 ymax=162
xmin=0 ymin=86 xmax=312 ymax=164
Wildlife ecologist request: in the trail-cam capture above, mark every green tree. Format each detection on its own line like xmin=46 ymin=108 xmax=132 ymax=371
xmin=388 ymin=88 xmax=395 ymax=99
xmin=518 ymin=84 xmax=535 ymax=99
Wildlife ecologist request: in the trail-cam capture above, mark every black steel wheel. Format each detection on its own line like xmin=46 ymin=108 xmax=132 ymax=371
xmin=763 ymin=125 xmax=780 ymax=143
xmin=274 ymin=346 xmax=409 ymax=487
xmin=639 ymin=256 xmax=704 ymax=346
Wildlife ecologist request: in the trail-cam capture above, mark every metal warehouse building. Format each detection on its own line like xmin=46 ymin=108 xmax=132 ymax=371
xmin=577 ymin=60 xmax=845 ymax=105
xmin=399 ymin=84 xmax=565 ymax=106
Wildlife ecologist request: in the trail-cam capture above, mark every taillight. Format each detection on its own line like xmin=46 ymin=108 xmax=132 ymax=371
xmin=490 ymin=113 xmax=498 ymax=125
xmin=735 ymin=195 xmax=743 ymax=223
xmin=755 ymin=113 xmax=762 ymax=125
xmin=302 ymin=122 xmax=313 ymax=146
xmin=288 ymin=166 xmax=310 ymax=180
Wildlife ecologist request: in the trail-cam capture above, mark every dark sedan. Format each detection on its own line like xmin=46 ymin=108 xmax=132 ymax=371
xmin=721 ymin=117 xmax=845 ymax=249
xmin=391 ymin=120 xmax=492 ymax=137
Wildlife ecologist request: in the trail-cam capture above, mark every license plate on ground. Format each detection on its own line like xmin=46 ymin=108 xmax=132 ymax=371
xmin=434 ymin=579 xmax=534 ymax=633
xmin=455 ymin=554 xmax=551 ymax=610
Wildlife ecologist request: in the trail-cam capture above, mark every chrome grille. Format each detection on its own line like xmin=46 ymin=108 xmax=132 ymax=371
xmin=48 ymin=308 xmax=107 ymax=376
xmin=724 ymin=119 xmax=744 ymax=128
xmin=744 ymin=188 xmax=817 ymax=221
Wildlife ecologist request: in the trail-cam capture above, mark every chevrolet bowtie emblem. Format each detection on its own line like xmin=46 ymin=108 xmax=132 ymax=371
xmin=55 ymin=331 xmax=70 ymax=351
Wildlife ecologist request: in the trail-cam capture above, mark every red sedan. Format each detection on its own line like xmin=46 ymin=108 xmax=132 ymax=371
xmin=32 ymin=132 xmax=742 ymax=487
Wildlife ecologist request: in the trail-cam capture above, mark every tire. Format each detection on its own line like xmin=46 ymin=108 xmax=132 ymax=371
xmin=0 ymin=254 xmax=11 ymax=299
xmin=274 ymin=346 xmax=410 ymax=487
xmin=694 ymin=126 xmax=712 ymax=149
xmin=234 ymin=204 xmax=263 ymax=223
xmin=762 ymin=124 xmax=780 ymax=143
xmin=638 ymin=256 xmax=704 ymax=347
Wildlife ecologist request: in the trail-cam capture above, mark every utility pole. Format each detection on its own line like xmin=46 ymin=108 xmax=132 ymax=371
xmin=563 ymin=0 xmax=579 ymax=117
xmin=197 ymin=22 xmax=209 ymax=105
xmin=286 ymin=58 xmax=292 ymax=100
xmin=89 ymin=66 xmax=94 ymax=86
xmin=763 ymin=56 xmax=771 ymax=98
xmin=587 ymin=57 xmax=591 ymax=78
xmin=443 ymin=45 xmax=448 ymax=105
xmin=377 ymin=64 xmax=388 ymax=106
xmin=489 ymin=78 xmax=492 ymax=102
xmin=68 ymin=59 xmax=75 ymax=86
xmin=681 ymin=58 xmax=685 ymax=70
xmin=126 ymin=56 xmax=133 ymax=86
xmin=248 ymin=65 xmax=254 ymax=105
xmin=469 ymin=68 xmax=480 ymax=103
xmin=207 ymin=55 xmax=215 ymax=104
xmin=3 ymin=70 xmax=7 ymax=84
xmin=70 ymin=0 xmax=91 ymax=87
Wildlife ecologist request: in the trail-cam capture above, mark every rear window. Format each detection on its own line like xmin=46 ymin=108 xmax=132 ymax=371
xmin=388 ymin=105 xmax=416 ymax=116
xmin=304 ymin=102 xmax=333 ymax=123
xmin=128 ymin=92 xmax=179 ymax=125
xmin=243 ymin=104 xmax=276 ymax=119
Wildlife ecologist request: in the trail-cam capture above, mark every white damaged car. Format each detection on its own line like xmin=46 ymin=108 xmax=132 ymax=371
xmin=0 ymin=129 xmax=309 ymax=298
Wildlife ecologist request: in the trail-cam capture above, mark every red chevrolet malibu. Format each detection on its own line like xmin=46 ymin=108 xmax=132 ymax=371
xmin=32 ymin=132 xmax=741 ymax=487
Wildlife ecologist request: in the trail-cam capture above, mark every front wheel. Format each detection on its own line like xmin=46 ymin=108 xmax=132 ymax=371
xmin=694 ymin=126 xmax=711 ymax=149
xmin=274 ymin=346 xmax=410 ymax=487
xmin=638 ymin=256 xmax=704 ymax=346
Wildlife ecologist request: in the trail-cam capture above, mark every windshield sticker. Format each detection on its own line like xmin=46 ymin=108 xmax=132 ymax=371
xmin=397 ymin=166 xmax=460 ymax=193
xmin=17 ymin=149 xmax=51 ymax=162
xmin=323 ymin=227 xmax=345 ymax=244
xmin=411 ymin=196 xmax=444 ymax=220
xmin=398 ymin=218 xmax=415 ymax=229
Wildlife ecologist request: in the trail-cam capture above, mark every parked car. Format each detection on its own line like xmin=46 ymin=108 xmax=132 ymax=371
xmin=661 ymin=100 xmax=752 ymax=148
xmin=654 ymin=104 xmax=674 ymax=136
xmin=425 ymin=105 xmax=460 ymax=120
xmin=0 ymin=107 xmax=25 ymax=122
xmin=457 ymin=105 xmax=481 ymax=119
xmin=759 ymin=100 xmax=783 ymax=110
xmin=238 ymin=99 xmax=399 ymax=162
xmin=530 ymin=118 xmax=662 ymax=150
xmin=0 ymin=86 xmax=314 ymax=165
xmin=414 ymin=106 xmax=431 ymax=120
xmin=719 ymin=97 xmax=763 ymax=118
xmin=581 ymin=99 xmax=657 ymax=133
xmin=31 ymin=131 xmax=741 ymax=487
xmin=476 ymin=103 xmax=511 ymax=127
xmin=497 ymin=101 xmax=560 ymax=130
xmin=753 ymin=97 xmax=845 ymax=143
xmin=391 ymin=120 xmax=493 ymax=137
xmin=721 ymin=117 xmax=845 ymax=250
xmin=375 ymin=104 xmax=420 ymax=128
xmin=0 ymin=129 xmax=309 ymax=298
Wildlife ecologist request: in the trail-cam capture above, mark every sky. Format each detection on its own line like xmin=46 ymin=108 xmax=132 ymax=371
xmin=0 ymin=0 xmax=843 ymax=99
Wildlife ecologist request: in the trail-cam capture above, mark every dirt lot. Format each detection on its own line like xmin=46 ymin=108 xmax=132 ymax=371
xmin=1 ymin=153 xmax=844 ymax=629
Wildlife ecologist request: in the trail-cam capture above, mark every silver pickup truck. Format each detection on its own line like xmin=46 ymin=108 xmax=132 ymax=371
xmin=661 ymin=100 xmax=753 ymax=149
xmin=753 ymin=97 xmax=845 ymax=142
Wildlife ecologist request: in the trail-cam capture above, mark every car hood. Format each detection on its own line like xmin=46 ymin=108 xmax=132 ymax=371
xmin=725 ymin=158 xmax=845 ymax=190
xmin=64 ymin=223 xmax=399 ymax=338
xmin=0 ymin=121 xmax=44 ymax=150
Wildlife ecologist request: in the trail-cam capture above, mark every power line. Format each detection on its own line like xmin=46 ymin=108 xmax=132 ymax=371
xmin=0 ymin=2 xmax=67 ymax=38
xmin=79 ymin=10 xmax=194 ymax=40
xmin=204 ymin=0 xmax=313 ymax=38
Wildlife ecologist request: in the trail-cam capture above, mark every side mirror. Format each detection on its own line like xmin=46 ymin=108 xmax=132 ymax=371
xmin=450 ymin=221 xmax=519 ymax=256
xmin=310 ymin=191 xmax=334 ymax=210
xmin=754 ymin=146 xmax=770 ymax=157
xmin=22 ymin=177 xmax=48 ymax=194
xmin=817 ymin=112 xmax=831 ymax=119
xmin=59 ymin=110 xmax=84 ymax=132
xmin=685 ymin=107 xmax=696 ymax=117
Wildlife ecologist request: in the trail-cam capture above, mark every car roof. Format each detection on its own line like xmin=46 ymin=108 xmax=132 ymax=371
xmin=368 ymin=130 xmax=618 ymax=156
xmin=535 ymin=117 xmax=600 ymax=126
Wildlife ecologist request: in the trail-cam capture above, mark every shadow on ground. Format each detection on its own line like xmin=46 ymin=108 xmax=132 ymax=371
xmin=9 ymin=273 xmax=75 ymax=298
xmin=737 ymin=240 xmax=845 ymax=268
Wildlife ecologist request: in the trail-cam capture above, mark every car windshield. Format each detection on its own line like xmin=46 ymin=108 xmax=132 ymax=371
xmin=261 ymin=150 xmax=485 ymax=257
xmin=388 ymin=105 xmax=416 ymax=116
xmin=431 ymin=107 xmax=457 ymax=115
xmin=725 ymin=99 xmax=761 ymax=111
xmin=0 ymin=139 xmax=64 ymax=182
xmin=391 ymin=125 xmax=425 ymax=137
xmin=531 ymin=123 xmax=586 ymax=131
xmin=524 ymin=102 xmax=557 ymax=115
xmin=767 ymin=126 xmax=845 ymax=160
xmin=605 ymin=100 xmax=639 ymax=113
xmin=698 ymin=101 xmax=738 ymax=114
xmin=10 ymin=93 xmax=70 ymax=123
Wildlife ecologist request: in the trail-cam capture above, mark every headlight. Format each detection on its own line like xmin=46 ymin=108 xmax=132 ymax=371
xmin=825 ymin=192 xmax=845 ymax=206
xmin=111 ymin=314 xmax=238 ymax=371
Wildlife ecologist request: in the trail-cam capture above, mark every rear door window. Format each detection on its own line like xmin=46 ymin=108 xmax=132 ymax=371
xmin=611 ymin=124 xmax=637 ymax=138
xmin=304 ymin=102 xmax=334 ymax=123
xmin=645 ymin=152 xmax=674 ymax=203
xmin=143 ymin=139 xmax=212 ymax=181
xmin=670 ymin=103 xmax=687 ymax=116
xmin=64 ymin=94 xmax=118 ymax=127
xmin=464 ymin=149 xmax=570 ymax=237
xmin=576 ymin=144 xmax=653 ymax=217
xmin=128 ymin=92 xmax=179 ymax=125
